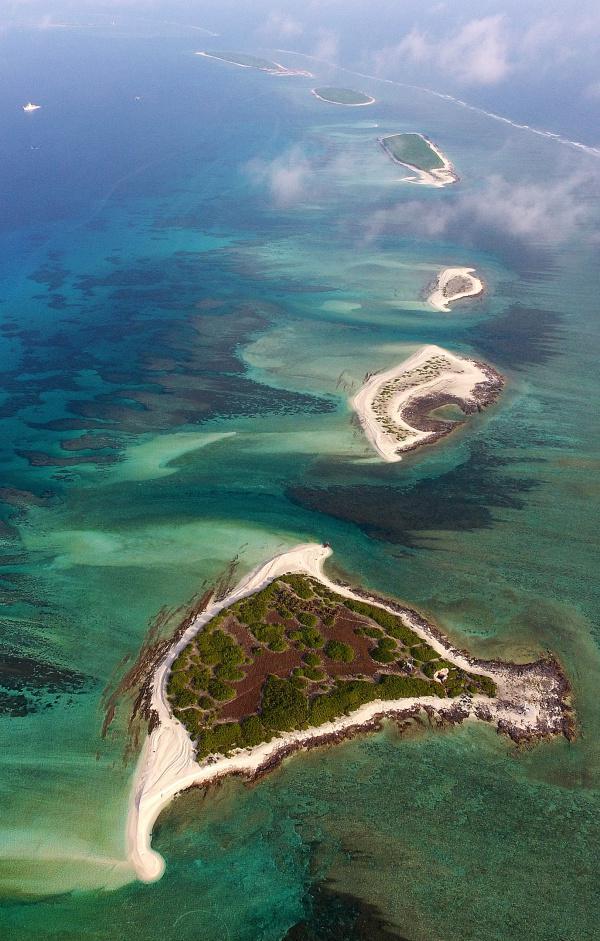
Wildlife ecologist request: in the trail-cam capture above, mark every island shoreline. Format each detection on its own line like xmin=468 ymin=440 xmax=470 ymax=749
xmin=126 ymin=543 xmax=572 ymax=884
xmin=351 ymin=345 xmax=504 ymax=462
xmin=311 ymin=88 xmax=376 ymax=106
xmin=427 ymin=267 xmax=485 ymax=311
xmin=378 ymin=133 xmax=459 ymax=186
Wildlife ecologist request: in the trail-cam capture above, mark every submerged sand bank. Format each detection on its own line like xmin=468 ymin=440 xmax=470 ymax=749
xmin=127 ymin=543 xmax=570 ymax=883
xmin=428 ymin=267 xmax=484 ymax=312
xmin=351 ymin=344 xmax=503 ymax=462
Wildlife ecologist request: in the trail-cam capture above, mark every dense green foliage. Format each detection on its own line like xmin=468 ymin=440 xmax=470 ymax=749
xmin=168 ymin=573 xmax=498 ymax=759
xmin=290 ymin=625 xmax=324 ymax=649
xmin=325 ymin=640 xmax=355 ymax=663
xmin=250 ymin=622 xmax=287 ymax=651
xmin=381 ymin=133 xmax=445 ymax=171
xmin=261 ymin=676 xmax=308 ymax=731
xmin=344 ymin=598 xmax=420 ymax=645
xmin=205 ymin=51 xmax=286 ymax=72
xmin=279 ymin=574 xmax=314 ymax=599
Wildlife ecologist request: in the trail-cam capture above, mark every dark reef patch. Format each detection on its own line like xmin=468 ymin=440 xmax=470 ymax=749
xmin=285 ymin=882 xmax=410 ymax=940
xmin=0 ymin=653 xmax=89 ymax=715
xmin=287 ymin=444 xmax=539 ymax=548
xmin=469 ymin=305 xmax=563 ymax=369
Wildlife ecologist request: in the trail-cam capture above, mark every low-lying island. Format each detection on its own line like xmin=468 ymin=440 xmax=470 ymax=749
xmin=351 ymin=344 xmax=504 ymax=462
xmin=196 ymin=50 xmax=312 ymax=77
xmin=379 ymin=132 xmax=459 ymax=186
xmin=127 ymin=543 xmax=571 ymax=883
xmin=428 ymin=267 xmax=484 ymax=311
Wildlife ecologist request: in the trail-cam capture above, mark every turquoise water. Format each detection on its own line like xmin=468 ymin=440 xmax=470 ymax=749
xmin=1 ymin=24 xmax=599 ymax=940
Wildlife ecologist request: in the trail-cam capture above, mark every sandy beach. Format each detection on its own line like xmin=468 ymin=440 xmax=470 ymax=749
xmin=351 ymin=344 xmax=503 ymax=462
xmin=379 ymin=134 xmax=459 ymax=187
xmin=428 ymin=267 xmax=484 ymax=311
xmin=127 ymin=542 xmax=570 ymax=884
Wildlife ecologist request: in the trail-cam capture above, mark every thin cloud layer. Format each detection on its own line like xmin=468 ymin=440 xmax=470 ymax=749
xmin=246 ymin=147 xmax=312 ymax=209
xmin=362 ymin=173 xmax=596 ymax=245
xmin=372 ymin=15 xmax=511 ymax=86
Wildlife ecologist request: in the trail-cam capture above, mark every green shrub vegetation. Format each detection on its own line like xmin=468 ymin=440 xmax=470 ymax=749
xmin=325 ymin=640 xmax=355 ymax=663
xmin=381 ymin=133 xmax=445 ymax=172
xmin=207 ymin=678 xmax=236 ymax=701
xmin=297 ymin=611 xmax=317 ymax=628
xmin=303 ymin=666 xmax=325 ymax=682
xmin=261 ymin=675 xmax=308 ymax=731
xmin=290 ymin=625 xmax=324 ymax=649
xmin=280 ymin=574 xmax=314 ymax=599
xmin=476 ymin=675 xmax=497 ymax=697
xmin=250 ymin=622 xmax=287 ymax=650
xmin=303 ymin=652 xmax=321 ymax=667
xmin=167 ymin=572 xmax=498 ymax=760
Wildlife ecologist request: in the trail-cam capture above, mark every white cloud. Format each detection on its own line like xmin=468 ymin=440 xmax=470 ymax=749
xmin=584 ymin=81 xmax=600 ymax=100
xmin=312 ymin=27 xmax=339 ymax=63
xmin=362 ymin=173 xmax=594 ymax=245
xmin=441 ymin=15 xmax=510 ymax=85
xmin=375 ymin=15 xmax=511 ymax=86
xmin=246 ymin=146 xmax=312 ymax=208
xmin=256 ymin=11 xmax=303 ymax=42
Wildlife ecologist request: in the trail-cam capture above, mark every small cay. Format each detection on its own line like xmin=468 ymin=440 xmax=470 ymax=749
xmin=351 ymin=344 xmax=504 ymax=462
xmin=379 ymin=132 xmax=458 ymax=186
xmin=428 ymin=267 xmax=484 ymax=312
xmin=312 ymin=87 xmax=375 ymax=106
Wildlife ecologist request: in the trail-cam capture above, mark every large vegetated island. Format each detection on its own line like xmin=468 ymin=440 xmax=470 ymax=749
xmin=168 ymin=572 xmax=496 ymax=758
xmin=379 ymin=132 xmax=459 ymax=186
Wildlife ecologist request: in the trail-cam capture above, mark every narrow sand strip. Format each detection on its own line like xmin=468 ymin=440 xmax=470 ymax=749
xmin=351 ymin=344 xmax=503 ymax=462
xmin=428 ymin=267 xmax=484 ymax=312
xmin=127 ymin=542 xmax=569 ymax=883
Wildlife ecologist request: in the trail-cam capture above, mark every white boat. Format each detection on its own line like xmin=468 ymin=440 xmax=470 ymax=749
xmin=23 ymin=102 xmax=41 ymax=113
